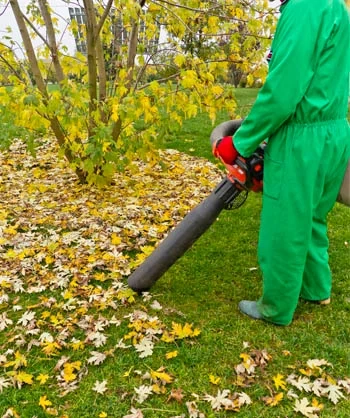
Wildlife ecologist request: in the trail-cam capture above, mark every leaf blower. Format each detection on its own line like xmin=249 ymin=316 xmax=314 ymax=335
xmin=127 ymin=119 xmax=265 ymax=292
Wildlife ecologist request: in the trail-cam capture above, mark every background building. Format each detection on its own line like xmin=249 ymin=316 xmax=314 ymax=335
xmin=0 ymin=1 xmax=161 ymax=58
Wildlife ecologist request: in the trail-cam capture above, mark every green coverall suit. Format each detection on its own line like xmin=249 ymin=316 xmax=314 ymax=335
xmin=234 ymin=0 xmax=350 ymax=326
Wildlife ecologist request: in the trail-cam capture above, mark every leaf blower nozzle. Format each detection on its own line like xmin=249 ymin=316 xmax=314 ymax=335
xmin=127 ymin=176 xmax=241 ymax=292
xmin=127 ymin=119 xmax=262 ymax=292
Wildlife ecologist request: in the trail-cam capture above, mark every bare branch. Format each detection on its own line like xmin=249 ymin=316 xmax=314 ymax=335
xmin=134 ymin=47 xmax=178 ymax=90
xmin=137 ymin=72 xmax=180 ymax=91
xmin=82 ymin=0 xmax=98 ymax=126
xmin=95 ymin=0 xmax=114 ymax=40
xmin=22 ymin=13 xmax=49 ymax=47
xmin=9 ymin=0 xmax=46 ymax=93
xmin=0 ymin=1 xmax=10 ymax=17
xmin=150 ymin=0 xmax=217 ymax=13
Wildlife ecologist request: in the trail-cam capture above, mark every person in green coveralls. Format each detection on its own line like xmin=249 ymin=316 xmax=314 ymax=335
xmin=213 ymin=0 xmax=350 ymax=325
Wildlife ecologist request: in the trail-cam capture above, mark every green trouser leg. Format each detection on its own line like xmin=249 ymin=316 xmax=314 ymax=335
xmin=256 ymin=121 xmax=349 ymax=326
xmin=301 ymin=145 xmax=348 ymax=300
xmin=300 ymin=215 xmax=332 ymax=301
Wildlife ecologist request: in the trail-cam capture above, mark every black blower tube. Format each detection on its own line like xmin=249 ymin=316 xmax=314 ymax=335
xmin=127 ymin=120 xmax=243 ymax=292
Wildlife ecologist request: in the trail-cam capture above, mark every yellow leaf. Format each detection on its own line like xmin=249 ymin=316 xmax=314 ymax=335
xmin=41 ymin=311 xmax=51 ymax=319
xmin=39 ymin=395 xmax=53 ymax=409
xmin=46 ymin=407 xmax=58 ymax=416
xmin=246 ymin=74 xmax=255 ymax=87
xmin=152 ymin=383 xmax=166 ymax=394
xmin=5 ymin=249 xmax=17 ymax=258
xmin=233 ymin=7 xmax=244 ymax=19
xmin=209 ymin=374 xmax=221 ymax=385
xmin=273 ymin=374 xmax=287 ymax=391
xmin=71 ymin=340 xmax=85 ymax=351
xmin=174 ymin=54 xmax=186 ymax=67
xmin=99 ymin=413 xmax=108 ymax=418
xmin=311 ymin=398 xmax=324 ymax=410
xmin=111 ymin=103 xmax=119 ymax=122
xmin=150 ymin=369 xmax=173 ymax=384
xmin=0 ymin=279 xmax=11 ymax=289
xmin=4 ymin=226 xmax=17 ymax=235
xmin=161 ymin=331 xmax=175 ymax=343
xmin=94 ymin=272 xmax=109 ymax=282
xmin=88 ymin=254 xmax=97 ymax=263
xmin=62 ymin=369 xmax=77 ymax=382
xmin=123 ymin=367 xmax=133 ymax=378
xmin=207 ymin=15 xmax=219 ymax=32
xmin=62 ymin=361 xmax=81 ymax=382
xmin=240 ymin=353 xmax=251 ymax=362
xmin=325 ymin=374 xmax=337 ymax=385
xmin=63 ymin=290 xmax=73 ymax=300
xmin=211 ymin=85 xmax=223 ymax=96
xmin=299 ymin=368 xmax=312 ymax=376
xmin=32 ymin=167 xmax=42 ymax=178
xmin=140 ymin=245 xmax=154 ymax=255
xmin=45 ymin=255 xmax=54 ymax=264
xmin=263 ymin=392 xmax=284 ymax=407
xmin=41 ymin=341 xmax=61 ymax=356
xmin=16 ymin=371 xmax=33 ymax=384
xmin=4 ymin=351 xmax=27 ymax=369
xmin=36 ymin=373 xmax=50 ymax=384
xmin=37 ymin=183 xmax=48 ymax=193
xmin=117 ymin=288 xmax=136 ymax=303
xmin=165 ymin=351 xmax=178 ymax=360
xmin=111 ymin=233 xmax=122 ymax=245
xmin=171 ymin=322 xmax=200 ymax=339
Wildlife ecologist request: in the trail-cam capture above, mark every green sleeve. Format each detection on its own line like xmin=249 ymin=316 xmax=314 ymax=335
xmin=234 ymin=0 xmax=327 ymax=157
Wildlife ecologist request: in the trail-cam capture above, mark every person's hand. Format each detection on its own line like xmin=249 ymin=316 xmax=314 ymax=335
xmin=212 ymin=136 xmax=239 ymax=165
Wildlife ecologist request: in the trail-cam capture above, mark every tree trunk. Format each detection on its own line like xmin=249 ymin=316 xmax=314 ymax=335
xmin=9 ymin=0 xmax=87 ymax=183
xmin=83 ymin=0 xmax=98 ymax=135
xmin=96 ymin=0 xmax=113 ymax=108
xmin=111 ymin=4 xmax=140 ymax=143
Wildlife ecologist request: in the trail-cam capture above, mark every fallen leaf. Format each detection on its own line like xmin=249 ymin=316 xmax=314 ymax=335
xmin=165 ymin=350 xmax=178 ymax=360
xmin=209 ymin=374 xmax=221 ymax=385
xmin=39 ymin=395 xmax=53 ymax=409
xmin=123 ymin=408 xmax=144 ymax=418
xmin=262 ymin=392 xmax=284 ymax=407
xmin=294 ymin=397 xmax=321 ymax=418
xmin=273 ymin=374 xmax=287 ymax=391
xmin=92 ymin=380 xmax=108 ymax=395
xmin=168 ymin=388 xmax=185 ymax=403
xmin=134 ymin=384 xmax=153 ymax=403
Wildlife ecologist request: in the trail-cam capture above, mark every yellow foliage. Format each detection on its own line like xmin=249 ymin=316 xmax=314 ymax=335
xmin=150 ymin=368 xmax=173 ymax=384
xmin=263 ymin=392 xmax=284 ymax=407
xmin=165 ymin=351 xmax=178 ymax=360
xmin=209 ymin=374 xmax=221 ymax=385
xmin=36 ymin=374 xmax=50 ymax=384
xmin=171 ymin=322 xmax=201 ymax=339
xmin=62 ymin=361 xmax=81 ymax=382
xmin=15 ymin=371 xmax=34 ymax=385
xmin=4 ymin=351 xmax=27 ymax=370
xmin=39 ymin=395 xmax=53 ymax=409
xmin=273 ymin=374 xmax=287 ymax=391
xmin=41 ymin=341 xmax=61 ymax=356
